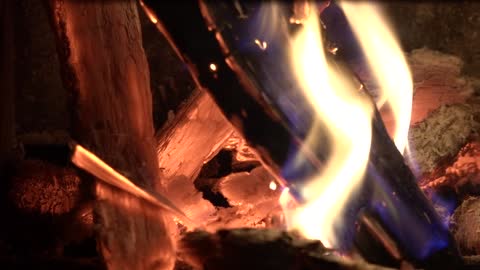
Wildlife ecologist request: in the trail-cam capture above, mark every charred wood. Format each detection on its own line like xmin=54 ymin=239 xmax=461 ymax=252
xmin=140 ymin=2 xmax=459 ymax=266
xmin=4 ymin=159 xmax=92 ymax=256
xmin=178 ymin=228 xmax=394 ymax=270
xmin=156 ymin=89 xmax=235 ymax=184
xmin=156 ymin=89 xmax=235 ymax=224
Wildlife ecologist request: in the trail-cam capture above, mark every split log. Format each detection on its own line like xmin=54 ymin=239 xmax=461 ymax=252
xmin=47 ymin=1 xmax=175 ymax=269
xmin=156 ymin=89 xmax=234 ymax=223
xmin=156 ymin=89 xmax=234 ymax=183
xmin=178 ymin=228 xmax=395 ymax=270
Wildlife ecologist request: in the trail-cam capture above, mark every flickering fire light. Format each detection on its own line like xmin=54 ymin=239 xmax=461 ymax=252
xmin=139 ymin=0 xmax=460 ymax=266
xmin=340 ymin=1 xmax=413 ymax=154
xmin=287 ymin=5 xmax=373 ymax=248
xmin=281 ymin=0 xmax=415 ymax=250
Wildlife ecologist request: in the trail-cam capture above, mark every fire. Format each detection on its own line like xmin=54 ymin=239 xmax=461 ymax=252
xmin=340 ymin=2 xmax=413 ymax=153
xmin=269 ymin=181 xmax=277 ymax=191
xmin=71 ymin=144 xmax=193 ymax=227
xmin=209 ymin=63 xmax=217 ymax=71
xmin=139 ymin=0 xmax=158 ymax=24
xmin=282 ymin=1 xmax=413 ymax=249
xmin=288 ymin=5 xmax=373 ymax=248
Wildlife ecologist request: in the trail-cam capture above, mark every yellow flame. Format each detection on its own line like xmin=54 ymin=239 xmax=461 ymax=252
xmin=340 ymin=1 xmax=413 ymax=153
xmin=288 ymin=7 xmax=373 ymax=248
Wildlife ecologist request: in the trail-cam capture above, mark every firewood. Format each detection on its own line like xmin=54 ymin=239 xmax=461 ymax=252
xmin=46 ymin=1 xmax=175 ymax=269
xmin=4 ymin=159 xmax=93 ymax=255
xmin=8 ymin=160 xmax=82 ymax=216
xmin=156 ymin=89 xmax=234 ymax=183
xmin=177 ymin=228 xmax=395 ymax=270
xmin=451 ymin=197 xmax=480 ymax=256
xmin=156 ymin=89 xmax=235 ymax=224
xmin=217 ymin=167 xmax=279 ymax=207
xmin=200 ymin=166 xmax=284 ymax=230
xmin=141 ymin=2 xmax=460 ymax=265
xmin=222 ymin=132 xmax=262 ymax=170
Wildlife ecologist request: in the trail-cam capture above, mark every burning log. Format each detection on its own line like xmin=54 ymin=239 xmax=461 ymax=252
xmin=47 ymin=1 xmax=175 ymax=269
xmin=156 ymin=89 xmax=235 ymax=223
xmin=198 ymin=166 xmax=284 ymax=230
xmin=141 ymin=1 xmax=460 ymax=267
xmin=177 ymin=228 xmax=394 ymax=270
xmin=156 ymin=89 xmax=234 ymax=184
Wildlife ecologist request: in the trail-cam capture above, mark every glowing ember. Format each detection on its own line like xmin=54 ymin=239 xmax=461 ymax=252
xmin=139 ymin=0 xmax=158 ymax=24
xmin=269 ymin=181 xmax=277 ymax=191
xmin=340 ymin=1 xmax=413 ymax=153
xmin=209 ymin=63 xmax=217 ymax=71
xmin=287 ymin=5 xmax=373 ymax=248
xmin=254 ymin=39 xmax=268 ymax=50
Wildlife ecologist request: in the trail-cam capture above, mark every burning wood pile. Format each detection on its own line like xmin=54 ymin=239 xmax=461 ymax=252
xmin=2 ymin=0 xmax=480 ymax=269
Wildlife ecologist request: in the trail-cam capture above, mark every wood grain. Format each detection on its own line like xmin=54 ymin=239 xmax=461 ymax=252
xmin=47 ymin=1 xmax=175 ymax=269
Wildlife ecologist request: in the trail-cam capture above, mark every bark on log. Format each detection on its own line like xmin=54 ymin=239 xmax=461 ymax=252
xmin=178 ymin=229 xmax=395 ymax=270
xmin=156 ymin=89 xmax=235 ymax=223
xmin=47 ymin=1 xmax=175 ymax=269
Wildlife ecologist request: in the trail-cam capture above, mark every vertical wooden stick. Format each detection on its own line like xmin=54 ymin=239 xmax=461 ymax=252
xmin=47 ymin=1 xmax=175 ymax=269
